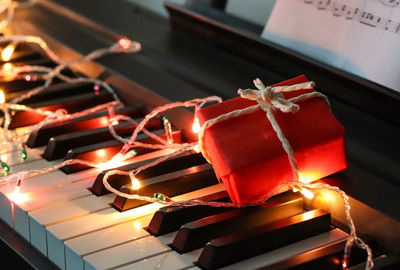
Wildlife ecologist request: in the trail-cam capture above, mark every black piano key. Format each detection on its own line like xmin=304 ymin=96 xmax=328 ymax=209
xmin=61 ymin=129 xmax=182 ymax=174
xmin=8 ymin=90 xmax=114 ymax=129
xmin=6 ymin=81 xmax=92 ymax=103
xmin=20 ymin=89 xmax=113 ymax=111
xmin=148 ymin=190 xmax=233 ymax=236
xmin=20 ymin=82 xmax=96 ymax=105
xmin=42 ymin=118 xmax=161 ymax=160
xmin=195 ymin=209 xmax=332 ymax=270
xmin=112 ymin=163 xmax=218 ymax=212
xmin=91 ymin=150 xmax=206 ymax=196
xmin=27 ymin=106 xmax=142 ymax=147
xmin=349 ymin=254 xmax=400 ymax=270
xmin=170 ymin=192 xmax=304 ymax=253
xmin=0 ymin=79 xmax=47 ymax=94
xmin=265 ymin=238 xmax=374 ymax=270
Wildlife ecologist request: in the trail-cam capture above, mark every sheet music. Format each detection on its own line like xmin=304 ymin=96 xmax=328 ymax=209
xmin=261 ymin=0 xmax=400 ymax=92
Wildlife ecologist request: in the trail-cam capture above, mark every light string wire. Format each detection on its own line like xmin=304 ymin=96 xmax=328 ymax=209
xmin=0 ymin=0 xmax=37 ymax=32
xmin=0 ymin=34 xmax=140 ymax=151
xmin=0 ymin=96 xmax=222 ymax=184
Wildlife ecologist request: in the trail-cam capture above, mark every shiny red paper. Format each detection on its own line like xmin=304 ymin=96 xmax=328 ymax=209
xmin=197 ymin=75 xmax=347 ymax=204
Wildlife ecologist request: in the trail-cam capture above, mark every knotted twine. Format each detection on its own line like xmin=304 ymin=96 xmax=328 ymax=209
xmin=197 ymin=78 xmax=373 ymax=270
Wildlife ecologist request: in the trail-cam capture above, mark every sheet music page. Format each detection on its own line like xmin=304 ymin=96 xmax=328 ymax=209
xmin=261 ymin=0 xmax=400 ymax=92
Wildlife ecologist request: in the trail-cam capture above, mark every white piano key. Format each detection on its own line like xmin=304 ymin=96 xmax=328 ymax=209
xmin=47 ymin=185 xmax=224 ymax=270
xmin=14 ymin=178 xmax=93 ymax=241
xmin=0 ymin=191 xmax=13 ymax=227
xmin=219 ymin=228 xmax=348 ymax=270
xmin=65 ymin=215 xmax=152 ymax=270
xmin=0 ymin=149 xmax=174 ymax=227
xmin=30 ymin=193 xmax=115 ymax=256
xmin=84 ymin=236 xmax=171 ymax=270
xmin=0 ymin=167 xmax=93 ymax=226
xmin=114 ymin=250 xmax=202 ymax=270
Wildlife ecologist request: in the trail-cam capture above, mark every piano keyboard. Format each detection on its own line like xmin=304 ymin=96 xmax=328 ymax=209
xmin=0 ymin=29 xmax=388 ymax=270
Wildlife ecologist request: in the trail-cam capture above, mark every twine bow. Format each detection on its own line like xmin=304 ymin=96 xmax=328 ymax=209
xmin=238 ymin=78 xmax=320 ymax=113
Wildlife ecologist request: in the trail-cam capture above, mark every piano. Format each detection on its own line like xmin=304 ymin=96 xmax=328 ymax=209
xmin=0 ymin=0 xmax=399 ymax=269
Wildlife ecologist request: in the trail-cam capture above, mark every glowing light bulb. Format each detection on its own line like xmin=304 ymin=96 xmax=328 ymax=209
xmin=97 ymin=149 xmax=106 ymax=157
xmin=2 ymin=63 xmax=12 ymax=71
xmin=118 ymin=38 xmax=132 ymax=50
xmin=24 ymin=74 xmax=32 ymax=81
xmin=1 ymin=154 xmax=7 ymax=162
xmin=21 ymin=149 xmax=27 ymax=160
xmin=1 ymin=161 xmax=10 ymax=174
xmin=1 ymin=44 xmax=15 ymax=61
xmin=8 ymin=186 xmax=28 ymax=204
xmin=193 ymin=144 xmax=200 ymax=153
xmin=0 ymin=89 xmax=5 ymax=104
xmin=130 ymin=176 xmax=141 ymax=190
xmin=133 ymin=221 xmax=141 ymax=231
xmin=301 ymin=188 xmax=314 ymax=199
xmin=192 ymin=117 xmax=200 ymax=134
xmin=125 ymin=150 xmax=137 ymax=160
xmin=154 ymin=193 xmax=165 ymax=201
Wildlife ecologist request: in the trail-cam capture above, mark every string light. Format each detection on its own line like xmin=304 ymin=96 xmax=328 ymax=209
xmin=20 ymin=148 xmax=27 ymax=160
xmin=1 ymin=161 xmax=10 ymax=174
xmin=133 ymin=221 xmax=141 ymax=231
xmin=0 ymin=34 xmax=142 ymax=172
xmin=130 ymin=176 xmax=141 ymax=190
xmin=118 ymin=38 xmax=132 ymax=50
xmin=0 ymin=0 xmax=38 ymax=32
xmin=162 ymin=116 xmax=173 ymax=144
xmin=192 ymin=116 xmax=200 ymax=133
xmin=292 ymin=185 xmax=314 ymax=199
xmin=154 ymin=193 xmax=165 ymax=201
xmin=1 ymin=43 xmax=15 ymax=61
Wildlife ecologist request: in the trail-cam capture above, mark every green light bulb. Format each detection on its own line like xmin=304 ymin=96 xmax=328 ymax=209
xmin=21 ymin=149 xmax=27 ymax=160
xmin=154 ymin=193 xmax=165 ymax=201
xmin=1 ymin=161 xmax=10 ymax=174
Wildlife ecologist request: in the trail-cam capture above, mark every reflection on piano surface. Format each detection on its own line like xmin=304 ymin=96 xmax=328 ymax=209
xmin=0 ymin=0 xmax=399 ymax=269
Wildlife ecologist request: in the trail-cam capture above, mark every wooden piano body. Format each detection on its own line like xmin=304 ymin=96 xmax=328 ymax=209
xmin=0 ymin=0 xmax=399 ymax=269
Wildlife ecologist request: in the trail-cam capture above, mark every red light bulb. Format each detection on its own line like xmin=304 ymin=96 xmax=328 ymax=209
xmin=118 ymin=38 xmax=132 ymax=50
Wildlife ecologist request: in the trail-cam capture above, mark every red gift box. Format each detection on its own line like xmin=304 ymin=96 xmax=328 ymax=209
xmin=197 ymin=75 xmax=347 ymax=205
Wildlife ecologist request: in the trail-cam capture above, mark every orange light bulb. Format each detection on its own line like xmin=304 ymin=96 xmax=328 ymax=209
xmin=131 ymin=176 xmax=141 ymax=190
xmin=192 ymin=117 xmax=200 ymax=134
xmin=301 ymin=188 xmax=314 ymax=199
xmin=97 ymin=149 xmax=106 ymax=157
xmin=8 ymin=187 xmax=28 ymax=204
xmin=1 ymin=44 xmax=15 ymax=61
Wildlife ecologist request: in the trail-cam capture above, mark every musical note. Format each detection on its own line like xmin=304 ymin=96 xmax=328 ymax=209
xmin=301 ymin=0 xmax=400 ymax=35
xmin=380 ymin=0 xmax=400 ymax=7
